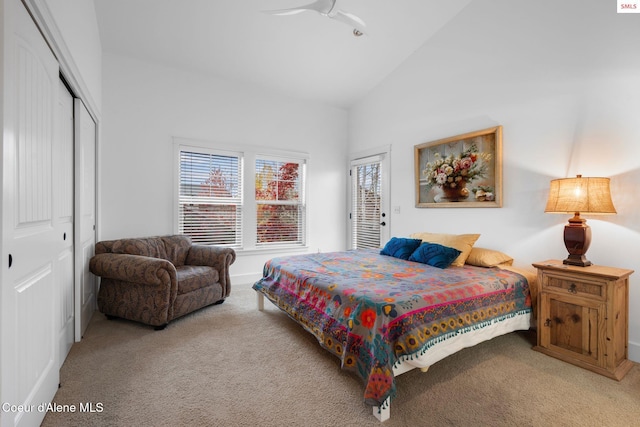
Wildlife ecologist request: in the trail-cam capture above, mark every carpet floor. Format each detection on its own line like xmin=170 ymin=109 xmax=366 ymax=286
xmin=42 ymin=285 xmax=640 ymax=427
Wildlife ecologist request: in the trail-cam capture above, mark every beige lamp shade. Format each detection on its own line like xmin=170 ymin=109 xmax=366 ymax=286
xmin=545 ymin=175 xmax=616 ymax=215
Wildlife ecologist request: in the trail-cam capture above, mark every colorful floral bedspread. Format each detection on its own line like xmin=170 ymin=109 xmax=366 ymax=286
xmin=252 ymin=249 xmax=532 ymax=407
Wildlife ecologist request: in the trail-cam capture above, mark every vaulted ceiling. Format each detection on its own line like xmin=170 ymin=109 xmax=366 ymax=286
xmin=94 ymin=0 xmax=472 ymax=109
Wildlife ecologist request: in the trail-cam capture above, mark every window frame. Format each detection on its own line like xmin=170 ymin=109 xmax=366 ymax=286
xmin=174 ymin=138 xmax=309 ymax=253
xmin=255 ymin=154 xmax=307 ymax=249
xmin=176 ymin=144 xmax=244 ymax=248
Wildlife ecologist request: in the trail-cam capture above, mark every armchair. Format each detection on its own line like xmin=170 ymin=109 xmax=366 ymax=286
xmin=89 ymin=235 xmax=236 ymax=329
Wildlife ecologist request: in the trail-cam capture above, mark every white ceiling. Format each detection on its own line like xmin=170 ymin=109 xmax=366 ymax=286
xmin=94 ymin=0 xmax=472 ymax=109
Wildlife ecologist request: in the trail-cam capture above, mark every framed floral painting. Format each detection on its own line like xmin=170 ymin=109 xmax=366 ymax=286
xmin=414 ymin=126 xmax=502 ymax=208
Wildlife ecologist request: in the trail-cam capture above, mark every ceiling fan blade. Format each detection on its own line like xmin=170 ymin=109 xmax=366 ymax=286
xmin=263 ymin=8 xmax=308 ymax=16
xmin=263 ymin=0 xmax=334 ymax=16
xmin=263 ymin=0 xmax=367 ymax=36
xmin=332 ymin=10 xmax=367 ymax=35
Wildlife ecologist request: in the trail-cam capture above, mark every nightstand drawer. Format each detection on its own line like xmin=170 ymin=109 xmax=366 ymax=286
xmin=541 ymin=274 xmax=605 ymax=299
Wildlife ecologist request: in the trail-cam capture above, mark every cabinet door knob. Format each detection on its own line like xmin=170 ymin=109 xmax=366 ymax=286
xmin=568 ymin=283 xmax=577 ymax=294
xmin=544 ymin=318 xmax=552 ymax=327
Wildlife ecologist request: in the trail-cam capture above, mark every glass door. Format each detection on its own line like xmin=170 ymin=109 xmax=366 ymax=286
xmin=350 ymin=153 xmax=389 ymax=249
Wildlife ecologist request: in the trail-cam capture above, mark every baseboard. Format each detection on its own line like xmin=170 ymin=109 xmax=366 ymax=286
xmin=629 ymin=340 xmax=640 ymax=363
xmin=231 ymin=272 xmax=262 ymax=286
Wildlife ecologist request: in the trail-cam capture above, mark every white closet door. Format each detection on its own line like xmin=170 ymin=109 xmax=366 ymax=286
xmin=55 ymin=80 xmax=76 ymax=366
xmin=74 ymin=98 xmax=97 ymax=338
xmin=0 ymin=0 xmax=60 ymax=425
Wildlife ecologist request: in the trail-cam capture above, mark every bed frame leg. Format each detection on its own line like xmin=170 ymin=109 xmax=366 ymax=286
xmin=257 ymin=292 xmax=264 ymax=311
xmin=373 ymin=398 xmax=390 ymax=422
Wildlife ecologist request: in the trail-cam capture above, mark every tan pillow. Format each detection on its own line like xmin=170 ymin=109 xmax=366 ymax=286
xmin=409 ymin=232 xmax=480 ymax=267
xmin=465 ymin=247 xmax=513 ymax=267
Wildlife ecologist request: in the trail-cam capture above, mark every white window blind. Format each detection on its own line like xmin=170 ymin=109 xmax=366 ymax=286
xmin=351 ymin=156 xmax=382 ymax=249
xmin=255 ymin=156 xmax=306 ymax=247
xmin=178 ymin=149 xmax=243 ymax=247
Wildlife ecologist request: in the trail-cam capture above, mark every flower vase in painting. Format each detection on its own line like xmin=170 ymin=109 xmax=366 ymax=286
xmin=423 ymin=143 xmax=491 ymax=203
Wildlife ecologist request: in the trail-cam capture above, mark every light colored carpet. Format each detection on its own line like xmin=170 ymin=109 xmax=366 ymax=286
xmin=42 ymin=285 xmax=640 ymax=427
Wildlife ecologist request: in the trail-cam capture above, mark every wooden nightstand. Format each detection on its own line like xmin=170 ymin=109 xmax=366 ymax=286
xmin=532 ymin=260 xmax=634 ymax=380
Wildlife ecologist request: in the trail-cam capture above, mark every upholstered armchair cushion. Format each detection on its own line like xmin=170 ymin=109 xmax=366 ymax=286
xmin=90 ymin=235 xmax=235 ymax=328
xmin=176 ymin=266 xmax=219 ymax=295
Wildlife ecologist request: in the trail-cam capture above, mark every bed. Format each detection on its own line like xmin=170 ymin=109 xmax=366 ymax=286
xmin=252 ymin=240 xmax=534 ymax=422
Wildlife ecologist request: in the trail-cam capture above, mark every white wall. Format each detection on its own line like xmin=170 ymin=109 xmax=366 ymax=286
xmin=31 ymin=0 xmax=102 ymax=116
xmin=101 ymin=53 xmax=348 ymax=284
xmin=349 ymin=0 xmax=640 ymax=361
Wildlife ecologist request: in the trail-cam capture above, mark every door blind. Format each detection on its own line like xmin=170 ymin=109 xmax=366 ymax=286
xmin=351 ymin=156 xmax=382 ymax=249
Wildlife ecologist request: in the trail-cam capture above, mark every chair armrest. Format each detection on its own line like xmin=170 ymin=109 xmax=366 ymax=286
xmin=89 ymin=253 xmax=177 ymax=287
xmin=186 ymin=245 xmax=236 ymax=296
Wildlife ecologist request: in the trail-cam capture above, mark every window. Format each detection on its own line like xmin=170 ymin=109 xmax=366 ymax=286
xmin=176 ymin=140 xmax=307 ymax=251
xmin=178 ymin=148 xmax=243 ymax=247
xmin=255 ymin=157 xmax=306 ymax=247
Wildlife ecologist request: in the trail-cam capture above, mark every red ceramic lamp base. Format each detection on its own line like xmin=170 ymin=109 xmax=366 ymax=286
xmin=563 ymin=217 xmax=592 ymax=267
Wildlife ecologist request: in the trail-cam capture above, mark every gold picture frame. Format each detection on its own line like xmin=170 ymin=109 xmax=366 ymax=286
xmin=415 ymin=126 xmax=502 ymax=208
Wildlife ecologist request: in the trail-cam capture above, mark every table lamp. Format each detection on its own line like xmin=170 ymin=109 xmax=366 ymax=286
xmin=544 ymin=175 xmax=616 ymax=266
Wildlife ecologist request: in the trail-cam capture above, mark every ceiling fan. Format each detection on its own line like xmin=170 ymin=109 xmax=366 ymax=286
xmin=263 ymin=0 xmax=367 ymax=36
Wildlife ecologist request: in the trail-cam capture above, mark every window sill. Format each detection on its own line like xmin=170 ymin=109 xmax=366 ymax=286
xmin=235 ymin=245 xmax=310 ymax=256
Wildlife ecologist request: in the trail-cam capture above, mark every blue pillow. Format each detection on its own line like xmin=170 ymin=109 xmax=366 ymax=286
xmin=380 ymin=237 xmax=423 ymax=260
xmin=408 ymin=242 xmax=462 ymax=269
